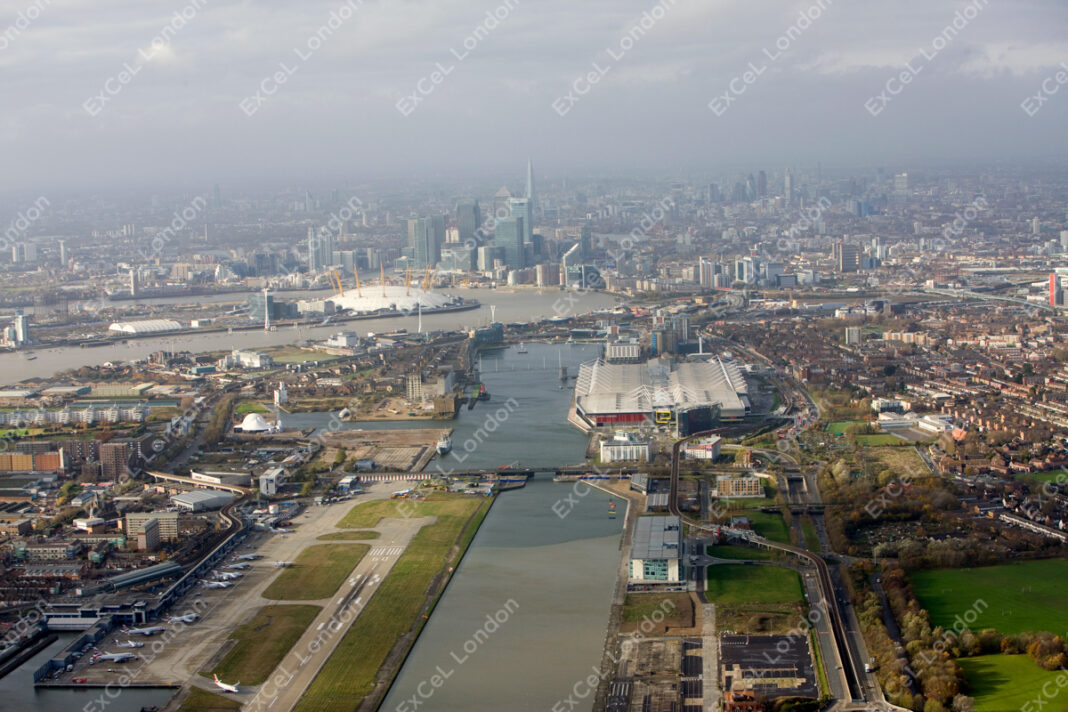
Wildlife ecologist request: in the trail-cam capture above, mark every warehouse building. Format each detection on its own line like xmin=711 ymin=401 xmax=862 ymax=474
xmin=629 ymin=515 xmax=682 ymax=586
xmin=599 ymin=431 xmax=651 ymax=463
xmin=172 ymin=490 xmax=235 ymax=512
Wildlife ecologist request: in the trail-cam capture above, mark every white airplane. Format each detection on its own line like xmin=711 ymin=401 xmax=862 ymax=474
xmin=224 ymin=563 xmax=250 ymax=571
xmin=213 ymin=571 xmax=243 ymax=580
xmin=234 ymin=554 xmax=262 ymax=561
xmin=122 ymin=625 xmax=165 ymax=636
xmin=90 ymin=650 xmax=137 ymax=664
xmin=114 ymin=639 xmax=144 ymax=649
xmin=213 ymin=674 xmax=239 ymax=693
xmin=270 ymin=527 xmax=291 ymax=533
xmin=200 ymin=580 xmax=233 ymax=589
xmin=274 ymin=561 xmax=293 ymax=568
xmin=167 ymin=613 xmax=199 ymax=624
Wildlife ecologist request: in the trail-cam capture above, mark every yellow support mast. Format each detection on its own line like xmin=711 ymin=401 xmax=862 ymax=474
xmin=405 ymin=264 xmax=412 ymax=296
xmin=353 ymin=266 xmax=362 ymax=298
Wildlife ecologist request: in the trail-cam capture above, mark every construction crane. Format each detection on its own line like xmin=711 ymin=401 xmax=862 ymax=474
xmin=352 ymin=266 xmax=363 ymax=298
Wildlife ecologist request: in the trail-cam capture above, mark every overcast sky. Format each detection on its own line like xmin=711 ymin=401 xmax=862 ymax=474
xmin=2 ymin=0 xmax=1066 ymax=193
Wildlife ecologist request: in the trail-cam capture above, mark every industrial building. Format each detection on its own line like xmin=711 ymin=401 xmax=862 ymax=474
xmin=599 ymin=431 xmax=651 ymax=463
xmin=629 ymin=515 xmax=682 ymax=586
xmin=259 ymin=466 xmax=286 ymax=495
xmin=573 ymin=356 xmax=749 ymax=433
xmin=172 ymin=489 xmax=235 ymax=512
xmin=715 ymin=475 xmax=764 ymax=498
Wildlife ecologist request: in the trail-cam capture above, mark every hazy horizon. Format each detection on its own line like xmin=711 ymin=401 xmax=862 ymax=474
xmin=2 ymin=0 xmax=1066 ymax=193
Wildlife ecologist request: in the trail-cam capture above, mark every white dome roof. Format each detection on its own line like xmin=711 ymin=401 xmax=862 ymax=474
xmin=330 ymin=285 xmax=454 ymax=313
xmin=240 ymin=412 xmax=271 ymax=432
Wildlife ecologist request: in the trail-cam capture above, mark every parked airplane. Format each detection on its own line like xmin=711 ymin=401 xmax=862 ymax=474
xmin=167 ymin=613 xmax=199 ymax=624
xmin=200 ymin=580 xmax=233 ymax=589
xmin=224 ymin=563 xmax=250 ymax=571
xmin=274 ymin=561 xmax=293 ymax=568
xmin=90 ymin=650 xmax=137 ymax=664
xmin=114 ymin=639 xmax=144 ymax=649
xmin=234 ymin=554 xmax=262 ymax=561
xmin=270 ymin=527 xmax=292 ymax=533
xmin=122 ymin=625 xmax=165 ymax=636
xmin=213 ymin=675 xmax=239 ymax=693
xmin=213 ymin=571 xmax=243 ymax=580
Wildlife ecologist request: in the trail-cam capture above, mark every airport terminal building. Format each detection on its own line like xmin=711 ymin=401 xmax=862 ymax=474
xmin=573 ymin=356 xmax=750 ymax=434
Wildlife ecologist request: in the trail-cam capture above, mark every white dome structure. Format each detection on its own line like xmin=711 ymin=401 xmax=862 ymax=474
xmin=330 ymin=286 xmax=456 ymax=314
xmin=239 ymin=412 xmax=272 ymax=432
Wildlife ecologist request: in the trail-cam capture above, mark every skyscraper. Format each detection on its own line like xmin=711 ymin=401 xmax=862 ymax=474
xmin=1051 ymin=274 xmax=1062 ymax=307
xmin=580 ymin=223 xmax=593 ymax=260
xmin=58 ymin=239 xmax=67 ymax=265
xmin=307 ymin=228 xmax=322 ymax=272
xmin=508 ymin=197 xmax=533 ymax=248
xmin=757 ymin=170 xmax=767 ymax=198
xmin=457 ymin=200 xmax=481 ymax=245
xmin=495 ymin=217 xmax=525 ymax=269
xmin=526 ymin=158 xmax=537 ymax=215
xmin=784 ymin=170 xmax=794 ymax=206
xmin=408 ymin=217 xmax=444 ymax=269
xmin=833 ymin=241 xmax=859 ymax=273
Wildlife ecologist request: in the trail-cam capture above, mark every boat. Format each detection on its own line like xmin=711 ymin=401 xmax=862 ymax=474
xmin=436 ymin=434 xmax=452 ymax=455
xmin=516 ymin=342 xmax=528 ymax=353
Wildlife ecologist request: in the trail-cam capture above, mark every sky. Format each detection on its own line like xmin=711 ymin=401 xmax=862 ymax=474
xmin=1 ymin=0 xmax=1066 ymax=193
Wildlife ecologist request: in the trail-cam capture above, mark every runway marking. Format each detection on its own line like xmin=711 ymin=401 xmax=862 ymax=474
xmin=369 ymin=546 xmax=404 ymax=559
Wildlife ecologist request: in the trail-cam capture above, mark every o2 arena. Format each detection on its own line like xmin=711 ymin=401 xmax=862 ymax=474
xmin=310 ymin=267 xmax=477 ymax=316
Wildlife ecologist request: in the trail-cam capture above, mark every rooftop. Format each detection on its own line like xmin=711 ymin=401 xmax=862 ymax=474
xmin=631 ymin=515 xmax=681 ymax=561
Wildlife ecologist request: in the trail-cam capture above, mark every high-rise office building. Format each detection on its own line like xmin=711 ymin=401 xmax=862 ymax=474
xmin=493 ymin=186 xmax=513 ymax=222
xmin=580 ymin=224 xmax=593 ymax=260
xmin=1061 ymin=230 xmax=1068 ymax=252
xmin=526 ymin=158 xmax=537 ymax=215
xmin=833 ymin=241 xmax=859 ymax=273
xmin=428 ymin=215 xmax=446 ymax=264
xmin=508 ymin=198 xmax=533 ymax=248
xmin=894 ymin=172 xmax=909 ymax=196
xmin=457 ymin=200 xmax=481 ymax=245
xmin=495 ymin=217 xmax=525 ymax=269
xmin=11 ymin=243 xmax=36 ymax=264
xmin=757 ymin=170 xmax=767 ymax=198
xmin=408 ymin=217 xmax=444 ymax=268
xmin=1033 ymin=217 xmax=1041 ymax=235
xmin=784 ymin=170 xmax=793 ymax=206
xmin=58 ymin=239 xmax=67 ymax=265
xmin=1051 ymin=274 xmax=1062 ymax=307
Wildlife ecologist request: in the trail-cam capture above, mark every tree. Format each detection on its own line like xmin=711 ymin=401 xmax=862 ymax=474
xmin=300 ymin=480 xmax=315 ymax=497
xmin=951 ymin=695 xmax=975 ymax=712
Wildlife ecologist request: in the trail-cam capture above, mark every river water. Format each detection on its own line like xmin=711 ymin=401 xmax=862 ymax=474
xmin=298 ymin=343 xmax=626 ymax=711
xmin=4 ymin=288 xmax=618 ymax=381
xmin=0 ymin=633 xmax=174 ymax=712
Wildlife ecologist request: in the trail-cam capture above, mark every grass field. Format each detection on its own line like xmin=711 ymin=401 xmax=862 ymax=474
xmin=262 ymin=544 xmax=370 ymax=601
xmin=294 ymin=495 xmax=491 ymax=712
xmin=958 ymin=655 xmax=1068 ymax=712
xmin=1016 ymin=470 xmax=1068 ymax=485
xmin=317 ymin=530 xmax=380 ymax=541
xmin=856 ymin=434 xmax=903 ymax=446
xmin=621 ymin=593 xmax=694 ymax=631
xmin=177 ymin=688 xmax=242 ymax=712
xmin=868 ymin=447 xmax=928 ymax=476
xmin=707 ymin=543 xmax=775 ymax=560
xmin=911 ymin=560 xmax=1068 ymax=635
xmin=825 ymin=420 xmax=867 ymax=435
xmin=209 ymin=604 xmax=320 ymax=684
xmin=268 ymin=347 xmax=342 ymax=364
xmin=737 ymin=511 xmax=791 ymax=544
xmin=706 ymin=565 xmax=803 ymax=605
xmin=234 ymin=402 xmax=270 ymax=414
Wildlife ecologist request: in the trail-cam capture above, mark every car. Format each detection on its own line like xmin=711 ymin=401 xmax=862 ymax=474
xmin=72 ymin=678 xmax=87 ymax=684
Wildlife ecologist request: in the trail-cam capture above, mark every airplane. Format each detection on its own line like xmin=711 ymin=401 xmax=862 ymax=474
xmin=213 ymin=571 xmax=243 ymax=580
xmin=122 ymin=625 xmax=165 ymax=636
xmin=270 ymin=527 xmax=291 ymax=533
xmin=200 ymin=580 xmax=233 ymax=589
xmin=167 ymin=613 xmax=199 ymax=624
xmin=224 ymin=563 xmax=250 ymax=571
xmin=114 ymin=639 xmax=144 ymax=649
xmin=213 ymin=674 xmax=240 ymax=693
xmin=90 ymin=650 xmax=137 ymax=665
xmin=274 ymin=561 xmax=293 ymax=568
xmin=234 ymin=554 xmax=262 ymax=561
